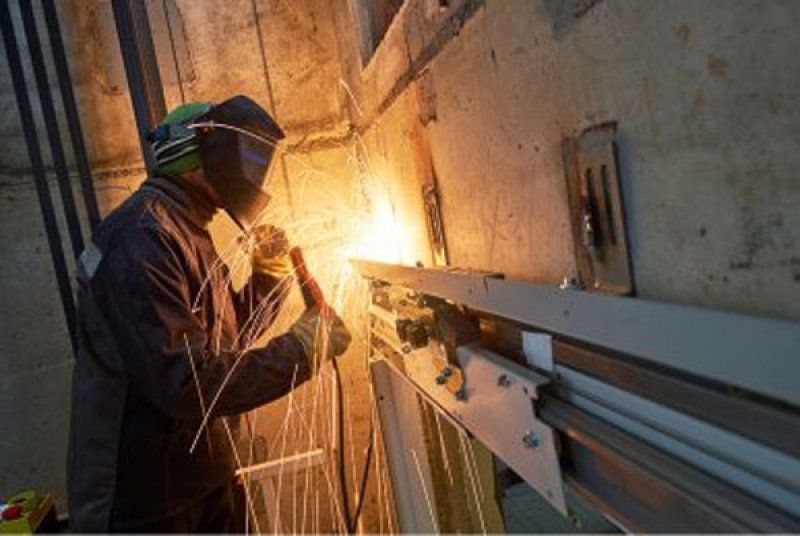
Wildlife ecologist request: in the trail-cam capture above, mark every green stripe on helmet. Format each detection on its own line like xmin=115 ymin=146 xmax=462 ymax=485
xmin=152 ymin=102 xmax=214 ymax=175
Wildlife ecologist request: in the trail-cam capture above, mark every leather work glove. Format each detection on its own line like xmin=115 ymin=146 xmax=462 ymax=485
xmin=290 ymin=306 xmax=352 ymax=369
xmin=249 ymin=224 xmax=293 ymax=279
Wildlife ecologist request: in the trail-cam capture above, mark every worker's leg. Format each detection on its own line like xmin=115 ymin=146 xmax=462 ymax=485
xmin=194 ymin=478 xmax=246 ymax=533
xmin=108 ymin=479 xmax=245 ymax=532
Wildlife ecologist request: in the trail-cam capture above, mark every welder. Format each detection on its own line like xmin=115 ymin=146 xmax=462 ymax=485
xmin=67 ymin=96 xmax=351 ymax=532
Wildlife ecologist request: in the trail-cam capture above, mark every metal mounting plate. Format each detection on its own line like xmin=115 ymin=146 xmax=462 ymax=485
xmin=563 ymin=123 xmax=633 ymax=295
xmin=402 ymin=343 xmax=568 ymax=514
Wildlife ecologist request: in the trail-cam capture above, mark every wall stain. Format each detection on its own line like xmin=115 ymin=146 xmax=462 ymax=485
xmin=768 ymin=98 xmax=784 ymax=116
xmin=692 ymin=88 xmax=706 ymax=113
xmin=674 ymin=23 xmax=692 ymax=46
xmin=707 ymin=54 xmax=728 ymax=78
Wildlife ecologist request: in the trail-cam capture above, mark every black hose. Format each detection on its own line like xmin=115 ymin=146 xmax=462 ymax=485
xmin=331 ymin=355 xmax=354 ymax=533
xmin=351 ymin=425 xmax=375 ymax=530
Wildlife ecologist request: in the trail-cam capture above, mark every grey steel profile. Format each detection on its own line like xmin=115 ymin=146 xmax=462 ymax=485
xmin=41 ymin=0 xmax=102 ymax=231
xmin=112 ymin=0 xmax=167 ymax=170
xmin=541 ymin=397 xmax=800 ymax=532
xmin=354 ymin=260 xmax=800 ymax=407
xmin=0 ymin=0 xmax=77 ymax=350
xmin=19 ymin=0 xmax=84 ymax=258
xmin=554 ymin=339 xmax=800 ymax=458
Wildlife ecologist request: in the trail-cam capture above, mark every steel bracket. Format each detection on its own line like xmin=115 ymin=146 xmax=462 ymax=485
xmin=402 ymin=342 xmax=568 ymax=514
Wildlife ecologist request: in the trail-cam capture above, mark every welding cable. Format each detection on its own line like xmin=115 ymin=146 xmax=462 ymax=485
xmin=331 ymin=354 xmax=355 ymax=533
xmin=351 ymin=425 xmax=375 ymax=530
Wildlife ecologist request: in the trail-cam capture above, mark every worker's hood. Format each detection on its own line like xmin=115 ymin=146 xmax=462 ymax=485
xmin=193 ymin=95 xmax=285 ymax=229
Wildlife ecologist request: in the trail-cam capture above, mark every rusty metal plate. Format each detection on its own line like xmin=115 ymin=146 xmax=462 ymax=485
xmin=563 ymin=123 xmax=634 ymax=295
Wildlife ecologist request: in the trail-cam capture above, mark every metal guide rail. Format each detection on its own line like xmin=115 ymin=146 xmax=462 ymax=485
xmin=355 ymin=259 xmax=800 ymax=533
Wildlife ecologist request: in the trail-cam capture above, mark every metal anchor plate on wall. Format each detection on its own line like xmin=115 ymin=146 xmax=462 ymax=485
xmin=563 ymin=122 xmax=634 ymax=295
xmin=402 ymin=342 xmax=568 ymax=515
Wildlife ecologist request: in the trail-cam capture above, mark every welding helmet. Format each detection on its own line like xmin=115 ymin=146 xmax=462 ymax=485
xmin=192 ymin=95 xmax=285 ymax=229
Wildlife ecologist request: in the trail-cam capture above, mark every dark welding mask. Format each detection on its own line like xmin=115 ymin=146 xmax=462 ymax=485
xmin=192 ymin=95 xmax=285 ymax=229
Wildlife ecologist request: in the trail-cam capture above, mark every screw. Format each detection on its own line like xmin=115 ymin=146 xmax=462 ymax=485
xmin=497 ymin=374 xmax=511 ymax=388
xmin=522 ymin=431 xmax=540 ymax=449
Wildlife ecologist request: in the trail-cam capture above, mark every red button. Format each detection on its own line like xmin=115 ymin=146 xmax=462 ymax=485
xmin=2 ymin=505 xmax=22 ymax=521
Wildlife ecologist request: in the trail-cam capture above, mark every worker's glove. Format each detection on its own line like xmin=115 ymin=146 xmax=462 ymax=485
xmin=248 ymin=224 xmax=293 ymax=279
xmin=290 ymin=306 xmax=352 ymax=369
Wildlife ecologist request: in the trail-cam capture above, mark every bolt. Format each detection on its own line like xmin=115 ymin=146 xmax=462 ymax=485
xmin=522 ymin=431 xmax=540 ymax=449
xmin=497 ymin=374 xmax=511 ymax=388
xmin=435 ymin=367 xmax=452 ymax=385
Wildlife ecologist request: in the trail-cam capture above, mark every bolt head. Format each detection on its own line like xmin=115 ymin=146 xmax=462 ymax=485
xmin=522 ymin=431 xmax=540 ymax=449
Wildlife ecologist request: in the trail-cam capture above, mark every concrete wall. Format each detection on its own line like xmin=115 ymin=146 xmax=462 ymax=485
xmin=2 ymin=0 xmax=800 ymax=524
xmin=333 ymin=0 xmax=800 ymax=321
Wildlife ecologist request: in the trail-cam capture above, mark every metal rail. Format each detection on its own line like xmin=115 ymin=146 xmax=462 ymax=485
xmin=19 ymin=0 xmax=85 ymax=259
xmin=41 ymin=0 xmax=102 ymax=231
xmin=360 ymin=259 xmax=800 ymax=532
xmin=112 ymin=0 xmax=167 ymax=171
xmin=540 ymin=396 xmax=800 ymax=532
xmin=355 ymin=260 xmax=800 ymax=408
xmin=1 ymin=0 xmax=77 ymax=350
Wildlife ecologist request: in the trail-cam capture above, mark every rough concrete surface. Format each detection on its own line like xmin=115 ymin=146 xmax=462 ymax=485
xmin=0 ymin=176 xmax=78 ymax=511
xmin=337 ymin=0 xmax=800 ymax=320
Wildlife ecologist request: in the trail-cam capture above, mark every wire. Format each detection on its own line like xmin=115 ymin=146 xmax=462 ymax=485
xmin=161 ymin=0 xmax=185 ymax=104
xmin=331 ymin=354 xmax=377 ymax=533
xmin=249 ymin=0 xmax=279 ymax=120
xmin=352 ymin=425 xmax=375 ymax=530
xmin=331 ymin=354 xmax=354 ymax=532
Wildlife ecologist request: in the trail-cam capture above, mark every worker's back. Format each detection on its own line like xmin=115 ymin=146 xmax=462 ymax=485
xmin=67 ymin=177 xmax=239 ymax=532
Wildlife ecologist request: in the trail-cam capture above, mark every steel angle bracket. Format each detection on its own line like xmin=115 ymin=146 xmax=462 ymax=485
xmin=402 ymin=342 xmax=567 ymax=514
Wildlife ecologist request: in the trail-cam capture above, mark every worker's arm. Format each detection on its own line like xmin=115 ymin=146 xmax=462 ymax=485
xmin=231 ymin=271 xmax=291 ymax=340
xmin=231 ymin=223 xmax=293 ymax=339
xmin=92 ymin=225 xmax=311 ymax=419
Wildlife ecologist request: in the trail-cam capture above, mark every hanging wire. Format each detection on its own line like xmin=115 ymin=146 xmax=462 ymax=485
xmin=249 ymin=0 xmax=279 ymax=120
xmin=161 ymin=0 xmax=185 ymax=104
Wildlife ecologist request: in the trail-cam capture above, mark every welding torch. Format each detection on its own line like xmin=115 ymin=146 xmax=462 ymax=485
xmin=289 ymin=246 xmax=329 ymax=314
